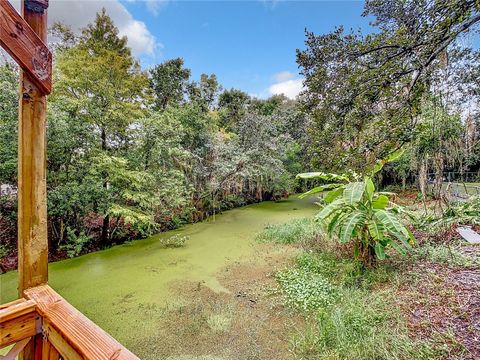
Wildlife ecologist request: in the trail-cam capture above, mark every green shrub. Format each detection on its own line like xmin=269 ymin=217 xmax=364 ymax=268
xmin=160 ymin=234 xmax=189 ymax=248
xmin=276 ymin=268 xmax=336 ymax=312
xmin=256 ymin=218 xmax=321 ymax=245
xmin=60 ymin=228 xmax=92 ymax=258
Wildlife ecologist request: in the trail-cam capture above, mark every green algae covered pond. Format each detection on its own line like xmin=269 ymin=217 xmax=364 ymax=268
xmin=0 ymin=196 xmax=317 ymax=357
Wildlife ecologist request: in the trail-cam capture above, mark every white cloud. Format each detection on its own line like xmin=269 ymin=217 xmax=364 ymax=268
xmin=272 ymin=70 xmax=295 ymax=82
xmin=118 ymin=20 xmax=157 ymax=55
xmin=268 ymin=78 xmax=304 ymax=99
xmin=145 ymin=0 xmax=169 ymax=16
xmin=8 ymin=0 xmax=159 ymax=56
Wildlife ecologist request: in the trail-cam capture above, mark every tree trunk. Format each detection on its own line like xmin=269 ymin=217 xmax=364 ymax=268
xmin=419 ymin=158 xmax=428 ymax=199
xmin=359 ymin=239 xmax=376 ymax=268
xmin=432 ymin=153 xmax=444 ymax=200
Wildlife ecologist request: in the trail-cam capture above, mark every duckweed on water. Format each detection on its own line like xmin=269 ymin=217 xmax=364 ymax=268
xmin=0 ymin=196 xmax=318 ymax=359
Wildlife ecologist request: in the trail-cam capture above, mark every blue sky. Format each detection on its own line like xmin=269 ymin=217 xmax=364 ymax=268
xmin=120 ymin=0 xmax=372 ymax=97
xmin=9 ymin=0 xmax=479 ymax=98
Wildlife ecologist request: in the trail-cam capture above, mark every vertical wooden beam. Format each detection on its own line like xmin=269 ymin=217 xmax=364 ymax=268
xmin=17 ymin=0 xmax=49 ymax=297
xmin=17 ymin=2 xmax=49 ymax=359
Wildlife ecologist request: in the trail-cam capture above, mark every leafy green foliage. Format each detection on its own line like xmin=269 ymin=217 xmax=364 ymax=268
xmin=0 ymin=244 xmax=8 ymax=259
xmin=60 ymin=228 xmax=92 ymax=258
xmin=274 ymin=252 xmax=437 ymax=360
xmin=0 ymin=63 xmax=18 ymax=184
xmin=150 ymin=58 xmax=191 ymax=110
xmin=433 ymin=196 xmax=480 ymax=228
xmin=412 ymin=240 xmax=480 ymax=268
xmin=298 ymin=162 xmax=415 ymax=266
xmin=298 ymin=1 xmax=479 ymax=173
xmin=275 ymin=267 xmax=336 ymax=312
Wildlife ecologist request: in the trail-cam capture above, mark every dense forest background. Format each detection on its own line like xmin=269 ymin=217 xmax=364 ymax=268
xmin=1 ymin=1 xmax=479 ymax=267
xmin=0 ymin=11 xmax=310 ymax=263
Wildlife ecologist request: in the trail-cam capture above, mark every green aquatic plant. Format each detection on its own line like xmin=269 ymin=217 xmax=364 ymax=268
xmin=160 ymin=234 xmax=189 ymax=248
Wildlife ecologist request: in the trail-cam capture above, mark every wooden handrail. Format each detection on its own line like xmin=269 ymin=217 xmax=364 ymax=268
xmin=0 ymin=299 xmax=40 ymax=348
xmin=24 ymin=285 xmax=139 ymax=360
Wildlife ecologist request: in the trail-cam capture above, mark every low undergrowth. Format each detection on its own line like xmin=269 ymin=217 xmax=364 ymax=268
xmin=256 ymin=218 xmax=322 ymax=246
xmin=257 ymin=217 xmax=479 ymax=359
xmin=411 ymin=240 xmax=480 ymax=268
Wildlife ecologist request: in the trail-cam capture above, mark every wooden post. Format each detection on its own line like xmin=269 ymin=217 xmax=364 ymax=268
xmin=16 ymin=1 xmax=49 ymax=359
xmin=17 ymin=0 xmax=49 ymax=297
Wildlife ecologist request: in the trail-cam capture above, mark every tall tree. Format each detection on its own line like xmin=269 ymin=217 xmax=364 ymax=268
xmin=297 ymin=0 xmax=480 ymax=172
xmin=188 ymin=73 xmax=221 ymax=111
xmin=0 ymin=64 xmax=18 ymax=184
xmin=218 ymin=88 xmax=249 ymax=131
xmin=53 ymin=10 xmax=149 ymax=244
xmin=150 ymin=58 xmax=191 ymax=110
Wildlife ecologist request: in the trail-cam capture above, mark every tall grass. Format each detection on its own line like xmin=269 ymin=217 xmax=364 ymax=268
xmin=256 ymin=218 xmax=322 ymax=245
xmin=259 ymin=218 xmax=444 ymax=360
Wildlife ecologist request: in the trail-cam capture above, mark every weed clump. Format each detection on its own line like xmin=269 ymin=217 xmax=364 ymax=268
xmin=275 ymin=267 xmax=336 ymax=312
xmin=206 ymin=313 xmax=232 ymax=333
xmin=160 ymin=234 xmax=189 ymax=248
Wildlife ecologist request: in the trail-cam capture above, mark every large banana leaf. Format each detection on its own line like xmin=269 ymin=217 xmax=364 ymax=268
xmin=372 ymin=148 xmax=405 ymax=174
xmin=372 ymin=194 xmax=389 ymax=209
xmin=324 ymin=186 xmax=345 ymax=204
xmin=316 ymin=198 xmax=346 ymax=220
xmin=374 ymin=243 xmax=386 ymax=260
xmin=367 ymin=219 xmax=385 ymax=240
xmin=339 ymin=210 xmax=367 ymax=244
xmin=343 ymin=182 xmax=366 ymax=205
xmin=385 ymin=238 xmax=407 ymax=255
xmin=296 ymin=172 xmax=350 ymax=182
xmin=374 ymin=209 xmax=412 ymax=249
xmin=365 ymin=177 xmax=375 ymax=201
xmin=299 ymin=183 xmax=343 ymax=199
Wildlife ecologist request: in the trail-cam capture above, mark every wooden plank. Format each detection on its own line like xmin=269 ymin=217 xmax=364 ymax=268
xmin=25 ymin=286 xmax=139 ymax=360
xmin=17 ymin=0 xmax=49 ymax=297
xmin=0 ymin=299 xmax=36 ymax=323
xmin=0 ymin=0 xmax=51 ymax=94
xmin=41 ymin=336 xmax=60 ymax=360
xmin=0 ymin=311 xmax=40 ymax=347
xmin=41 ymin=320 xmax=81 ymax=360
xmin=0 ymin=299 xmax=28 ymax=310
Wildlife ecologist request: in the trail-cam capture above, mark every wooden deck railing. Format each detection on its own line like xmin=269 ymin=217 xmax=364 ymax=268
xmin=0 ymin=286 xmax=138 ymax=360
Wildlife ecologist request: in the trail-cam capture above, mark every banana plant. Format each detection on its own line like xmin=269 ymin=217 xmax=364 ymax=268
xmin=297 ymin=149 xmax=415 ymax=266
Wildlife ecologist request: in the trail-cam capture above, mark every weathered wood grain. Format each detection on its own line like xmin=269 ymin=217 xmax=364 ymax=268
xmin=0 ymin=0 xmax=51 ymax=94
xmin=0 ymin=298 xmax=39 ymax=348
xmin=0 ymin=299 xmax=36 ymax=323
xmin=17 ymin=4 xmax=49 ymax=357
xmin=25 ymin=286 xmax=139 ymax=360
xmin=17 ymin=0 xmax=49 ymax=297
xmin=0 ymin=311 xmax=39 ymax=348
xmin=41 ymin=337 xmax=60 ymax=360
